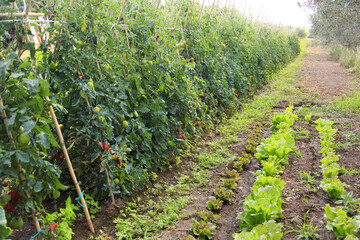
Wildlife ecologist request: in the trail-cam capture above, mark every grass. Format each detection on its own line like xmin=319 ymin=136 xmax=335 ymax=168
xmin=330 ymin=45 xmax=360 ymax=74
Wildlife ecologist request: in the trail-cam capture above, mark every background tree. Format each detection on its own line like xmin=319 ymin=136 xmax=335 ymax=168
xmin=300 ymin=0 xmax=360 ymax=48
xmin=295 ymin=27 xmax=309 ymax=39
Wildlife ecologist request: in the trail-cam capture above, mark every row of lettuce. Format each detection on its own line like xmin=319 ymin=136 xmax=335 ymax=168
xmin=0 ymin=0 xmax=300 ymax=236
xmin=186 ymin=124 xmax=261 ymax=239
xmin=233 ymin=106 xmax=297 ymax=239
xmin=316 ymin=119 xmax=360 ymax=240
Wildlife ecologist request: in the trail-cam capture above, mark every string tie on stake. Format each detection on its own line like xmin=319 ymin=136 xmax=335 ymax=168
xmin=29 ymin=230 xmax=45 ymax=240
xmin=75 ymin=190 xmax=85 ymax=208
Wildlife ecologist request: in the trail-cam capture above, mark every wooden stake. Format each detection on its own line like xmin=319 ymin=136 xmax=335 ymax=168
xmin=208 ymin=0 xmax=216 ymax=19
xmin=135 ymin=2 xmax=142 ymax=21
xmin=0 ymin=12 xmax=44 ymax=18
xmin=183 ymin=0 xmax=193 ymax=31
xmin=153 ymin=0 xmax=161 ymax=19
xmin=45 ymin=96 xmax=95 ymax=233
xmin=164 ymin=0 xmax=175 ymax=22
xmin=174 ymin=0 xmax=184 ymax=29
xmin=198 ymin=0 xmax=205 ymax=20
xmin=122 ymin=14 xmax=131 ymax=49
xmin=113 ymin=0 xmax=128 ymax=39
xmin=217 ymin=0 xmax=229 ymax=28
xmin=0 ymin=96 xmax=41 ymax=236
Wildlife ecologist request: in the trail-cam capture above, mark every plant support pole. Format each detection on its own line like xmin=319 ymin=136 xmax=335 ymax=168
xmin=45 ymin=96 xmax=95 ymax=233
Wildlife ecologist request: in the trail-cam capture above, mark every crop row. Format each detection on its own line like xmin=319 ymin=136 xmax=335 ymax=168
xmin=233 ymin=106 xmax=297 ymax=239
xmin=316 ymin=119 xmax=360 ymax=240
xmin=186 ymin=123 xmax=261 ymax=239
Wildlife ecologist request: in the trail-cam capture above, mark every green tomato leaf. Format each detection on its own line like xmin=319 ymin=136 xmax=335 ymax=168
xmin=22 ymin=121 xmax=36 ymax=136
xmin=34 ymin=181 xmax=43 ymax=193
xmin=11 ymin=72 xmax=25 ymax=78
xmin=16 ymin=151 xmax=30 ymax=163
xmin=36 ymin=132 xmax=50 ymax=149
xmin=23 ymin=78 xmax=39 ymax=95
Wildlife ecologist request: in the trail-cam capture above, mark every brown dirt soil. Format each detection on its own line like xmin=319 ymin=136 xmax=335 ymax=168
xmin=298 ymin=46 xmax=360 ymax=101
xmin=12 ymin=46 xmax=360 ymax=240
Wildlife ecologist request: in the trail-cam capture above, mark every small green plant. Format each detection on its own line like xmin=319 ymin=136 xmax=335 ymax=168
xmin=233 ymin=220 xmax=283 ymax=240
xmin=214 ymin=187 xmax=232 ymax=203
xmin=233 ymin=161 xmax=243 ymax=172
xmin=41 ymin=197 xmax=79 ymax=240
xmin=226 ymin=170 xmax=240 ymax=180
xmin=304 ymin=114 xmax=312 ymax=124
xmin=182 ymin=235 xmax=196 ymax=240
xmin=206 ymin=197 xmax=223 ymax=212
xmin=286 ymin=209 xmax=322 ymax=240
xmin=325 ymin=204 xmax=360 ymax=239
xmin=221 ymin=178 xmax=237 ymax=190
xmin=340 ymin=166 xmax=360 ymax=176
xmin=298 ymin=171 xmax=317 ymax=192
xmin=85 ymin=194 xmax=101 ymax=219
xmin=320 ymin=177 xmax=347 ymax=201
xmin=259 ymin=156 xmax=285 ymax=177
xmin=150 ymin=172 xmax=158 ymax=182
xmin=335 ymin=191 xmax=360 ymax=214
xmin=199 ymin=211 xmax=221 ymax=222
xmin=294 ymin=126 xmax=311 ymax=140
xmin=239 ymin=153 xmax=251 ymax=167
xmin=190 ymin=219 xmax=217 ymax=239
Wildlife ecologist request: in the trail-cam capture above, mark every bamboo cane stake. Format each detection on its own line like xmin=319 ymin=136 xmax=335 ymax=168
xmin=45 ymin=96 xmax=95 ymax=233
xmin=0 ymin=96 xmax=41 ymax=235
xmin=198 ymin=0 xmax=205 ymax=20
xmin=164 ymin=0 xmax=174 ymax=22
xmin=113 ymin=0 xmax=128 ymax=39
xmin=174 ymin=0 xmax=184 ymax=29
xmin=242 ymin=0 xmax=247 ymax=16
xmin=0 ymin=12 xmax=44 ymax=18
xmin=135 ymin=4 xmax=141 ymax=21
xmin=217 ymin=0 xmax=229 ymax=28
xmin=255 ymin=6 xmax=263 ymax=23
xmin=78 ymin=88 xmax=116 ymax=205
xmin=122 ymin=14 xmax=131 ymax=49
xmin=208 ymin=0 xmax=216 ymax=19
xmin=183 ymin=0 xmax=193 ymax=30
xmin=153 ymin=0 xmax=161 ymax=19
xmin=171 ymin=0 xmax=184 ymax=59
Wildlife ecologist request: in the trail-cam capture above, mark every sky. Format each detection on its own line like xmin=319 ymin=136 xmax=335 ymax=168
xmin=203 ymin=0 xmax=312 ymax=28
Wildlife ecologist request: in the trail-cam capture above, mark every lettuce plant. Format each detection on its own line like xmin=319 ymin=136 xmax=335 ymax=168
xmin=254 ymin=131 xmax=295 ymax=165
xmin=214 ymin=187 xmax=232 ymax=203
xmin=320 ymin=177 xmax=348 ymax=201
xmin=325 ymin=204 xmax=360 ymax=239
xmin=238 ymin=183 xmax=284 ymax=230
xmin=233 ymin=220 xmax=283 ymax=240
xmin=206 ymin=197 xmax=223 ymax=212
xmin=260 ymin=156 xmax=285 ymax=177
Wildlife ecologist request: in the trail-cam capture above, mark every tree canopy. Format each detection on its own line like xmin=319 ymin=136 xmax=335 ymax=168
xmin=301 ymin=0 xmax=360 ymax=48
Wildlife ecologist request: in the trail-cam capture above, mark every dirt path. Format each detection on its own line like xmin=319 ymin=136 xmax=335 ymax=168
xmin=298 ymin=46 xmax=359 ymax=101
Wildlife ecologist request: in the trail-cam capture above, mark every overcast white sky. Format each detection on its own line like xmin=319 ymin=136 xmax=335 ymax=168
xmin=203 ymin=0 xmax=312 ymax=28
